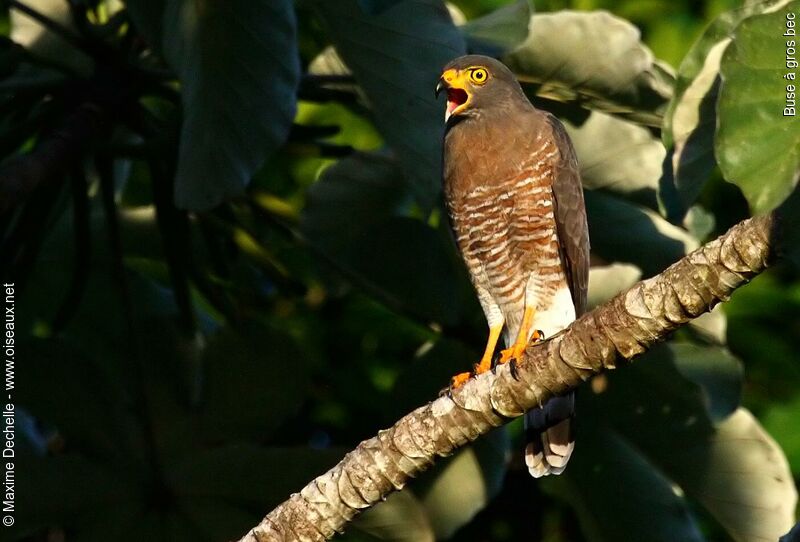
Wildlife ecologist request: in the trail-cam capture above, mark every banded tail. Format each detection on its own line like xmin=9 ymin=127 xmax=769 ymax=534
xmin=524 ymin=392 xmax=575 ymax=477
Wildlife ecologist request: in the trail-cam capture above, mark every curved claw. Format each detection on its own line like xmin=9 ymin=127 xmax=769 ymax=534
xmin=490 ymin=349 xmax=502 ymax=370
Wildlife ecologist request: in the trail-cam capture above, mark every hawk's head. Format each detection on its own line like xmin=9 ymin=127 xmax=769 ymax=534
xmin=435 ymin=55 xmax=525 ymax=123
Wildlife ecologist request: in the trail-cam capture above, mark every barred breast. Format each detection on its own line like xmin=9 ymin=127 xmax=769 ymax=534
xmin=445 ymin=136 xmax=571 ymax=344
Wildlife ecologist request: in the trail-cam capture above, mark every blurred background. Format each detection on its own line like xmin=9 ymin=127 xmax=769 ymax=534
xmin=2 ymin=0 xmax=800 ymax=540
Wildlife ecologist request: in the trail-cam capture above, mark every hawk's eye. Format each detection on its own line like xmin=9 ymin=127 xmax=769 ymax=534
xmin=470 ymin=68 xmax=488 ymax=84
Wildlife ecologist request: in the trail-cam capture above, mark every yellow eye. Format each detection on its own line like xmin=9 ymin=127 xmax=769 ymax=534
xmin=469 ymin=68 xmax=488 ymax=84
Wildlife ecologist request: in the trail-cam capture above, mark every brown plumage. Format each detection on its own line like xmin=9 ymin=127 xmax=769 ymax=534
xmin=436 ymin=55 xmax=589 ymax=477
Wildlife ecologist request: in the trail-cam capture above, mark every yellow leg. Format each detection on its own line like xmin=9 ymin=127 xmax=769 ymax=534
xmin=450 ymin=324 xmax=504 ymax=389
xmin=499 ymin=306 xmax=542 ymax=364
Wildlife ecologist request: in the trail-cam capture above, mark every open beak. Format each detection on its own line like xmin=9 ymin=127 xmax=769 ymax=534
xmin=435 ymin=79 xmax=446 ymax=98
xmin=435 ymin=68 xmax=469 ymax=122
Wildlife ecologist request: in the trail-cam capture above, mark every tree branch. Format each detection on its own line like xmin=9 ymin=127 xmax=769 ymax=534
xmin=239 ymin=212 xmax=778 ymax=542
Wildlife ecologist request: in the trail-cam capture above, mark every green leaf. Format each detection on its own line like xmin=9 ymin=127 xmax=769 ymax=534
xmin=716 ymin=3 xmax=800 ymax=213
xmin=10 ymin=0 xmax=93 ymax=75
xmin=586 ymin=345 xmax=796 ymax=541
xmin=586 ymin=263 xmax=642 ymax=309
xmin=677 ymin=409 xmax=796 ymax=541
xmin=308 ymin=45 xmax=353 ymax=79
xmin=352 ymin=491 xmax=435 ymax=542
xmin=420 ymin=430 xmax=509 ymax=539
xmin=761 ymin=393 xmax=800 ymax=475
xmin=504 ymin=10 xmax=674 ymax=126
xmin=158 ymin=0 xmax=301 ymax=210
xmin=302 ymin=153 xmax=468 ymax=325
xmin=660 ymin=43 xmax=724 ymax=218
xmin=565 ymin=111 xmax=665 ymax=209
xmin=682 ymin=204 xmax=716 ymax=242
xmin=549 ymin=429 xmax=705 ymax=542
xmin=302 ymin=153 xmax=410 ymax=254
xmin=669 ymin=343 xmax=743 ymax=422
xmin=460 ymin=0 xmax=532 ymax=56
xmin=585 ymin=190 xmax=698 ymax=277
xmin=296 ymin=101 xmax=383 ymax=151
xmin=341 ymin=217 xmax=464 ymax=325
xmin=200 ymin=320 xmax=311 ymax=440
xmin=661 ymin=0 xmax=796 ymax=218
xmin=310 ymin=0 xmax=466 ymax=209
xmin=687 ymin=305 xmax=728 ymax=344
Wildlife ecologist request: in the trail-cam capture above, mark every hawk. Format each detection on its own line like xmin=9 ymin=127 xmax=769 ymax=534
xmin=435 ymin=55 xmax=590 ymax=477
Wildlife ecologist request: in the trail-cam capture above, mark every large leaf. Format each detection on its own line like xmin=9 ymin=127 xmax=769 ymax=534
xmin=716 ymin=3 xmax=800 ymax=213
xmin=302 ymin=153 xmax=410 ymax=252
xmin=310 ymin=0 xmax=466 ymax=209
xmin=761 ymin=393 xmax=800 ymax=475
xmin=567 ymin=345 xmax=797 ymax=540
xmin=660 ymin=41 xmax=725 ymax=218
xmin=585 ymin=190 xmax=698 ymax=277
xmin=678 ymin=409 xmax=796 ymax=541
xmin=585 ymin=345 xmax=796 ymax=541
xmin=504 ymin=10 xmax=674 ymax=126
xmin=586 ymin=263 xmax=642 ymax=309
xmin=343 ymin=217 xmax=465 ymax=324
xmin=10 ymin=0 xmax=94 ymax=75
xmin=302 ymin=153 xmax=468 ymax=325
xmin=661 ymin=0 xmax=796 ymax=218
xmin=566 ymin=111 xmax=666 ymax=209
xmin=419 ymin=429 xmax=509 ymax=539
xmin=460 ymin=0 xmax=532 ymax=56
xmin=551 ymin=429 xmax=705 ymax=542
xmin=128 ymin=0 xmax=301 ymax=210
xmin=669 ymin=343 xmax=742 ymax=422
xmin=351 ymin=491 xmax=435 ymax=542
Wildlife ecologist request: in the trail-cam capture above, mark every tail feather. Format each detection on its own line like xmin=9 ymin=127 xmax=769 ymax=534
xmin=524 ymin=392 xmax=575 ymax=478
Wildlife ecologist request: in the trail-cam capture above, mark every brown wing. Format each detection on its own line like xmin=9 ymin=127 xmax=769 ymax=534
xmin=545 ymin=113 xmax=590 ymax=316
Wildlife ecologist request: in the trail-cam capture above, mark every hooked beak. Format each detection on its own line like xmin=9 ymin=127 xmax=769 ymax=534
xmin=435 ymin=68 xmax=470 ymax=122
xmin=435 ymin=78 xmax=446 ymax=98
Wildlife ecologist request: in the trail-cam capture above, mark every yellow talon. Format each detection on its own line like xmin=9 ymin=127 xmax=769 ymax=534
xmin=498 ymin=307 xmax=543 ymax=364
xmin=447 ymin=323 xmax=503 ymax=390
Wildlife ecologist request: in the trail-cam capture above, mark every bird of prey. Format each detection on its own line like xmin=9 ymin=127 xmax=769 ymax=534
xmin=435 ymin=55 xmax=590 ymax=477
